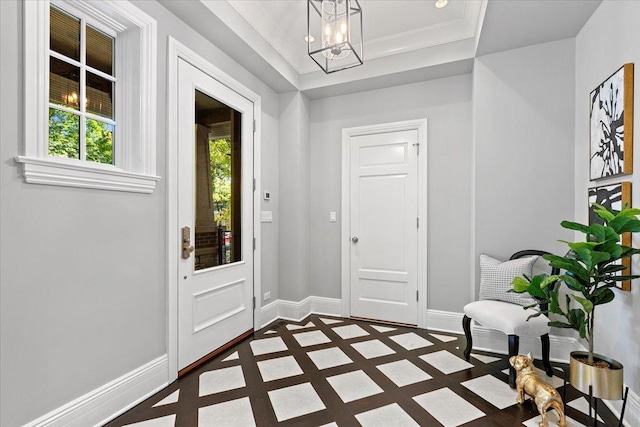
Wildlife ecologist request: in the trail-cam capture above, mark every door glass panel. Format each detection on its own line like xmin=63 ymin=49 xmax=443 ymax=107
xmin=194 ymin=89 xmax=242 ymax=270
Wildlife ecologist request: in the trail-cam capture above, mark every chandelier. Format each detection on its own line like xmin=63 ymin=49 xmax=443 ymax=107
xmin=307 ymin=0 xmax=363 ymax=74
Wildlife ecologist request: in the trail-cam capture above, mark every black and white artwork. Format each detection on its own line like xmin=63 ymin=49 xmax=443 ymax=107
xmin=588 ymin=182 xmax=632 ymax=291
xmin=590 ymin=64 xmax=634 ymax=180
xmin=588 ymin=183 xmax=624 ymax=225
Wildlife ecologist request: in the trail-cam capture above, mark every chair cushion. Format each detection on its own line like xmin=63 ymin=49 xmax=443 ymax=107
xmin=464 ymin=300 xmax=551 ymax=337
xmin=479 ymin=254 xmax=537 ymax=306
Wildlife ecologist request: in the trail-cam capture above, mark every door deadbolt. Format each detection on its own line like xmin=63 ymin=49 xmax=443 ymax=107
xmin=352 ymin=236 xmax=359 ymax=243
xmin=181 ymin=226 xmax=195 ymax=259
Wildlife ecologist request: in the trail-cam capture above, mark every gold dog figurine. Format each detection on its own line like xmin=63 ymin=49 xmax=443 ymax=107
xmin=509 ymin=353 xmax=566 ymax=427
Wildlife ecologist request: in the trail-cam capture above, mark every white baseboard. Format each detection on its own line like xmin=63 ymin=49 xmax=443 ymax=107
xmin=426 ymin=309 xmax=465 ymax=333
xmin=24 ymin=355 xmax=169 ymax=427
xmin=260 ymin=296 xmax=342 ymax=328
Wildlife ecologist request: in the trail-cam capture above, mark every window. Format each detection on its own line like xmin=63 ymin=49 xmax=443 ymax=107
xmin=19 ymin=0 xmax=159 ymax=193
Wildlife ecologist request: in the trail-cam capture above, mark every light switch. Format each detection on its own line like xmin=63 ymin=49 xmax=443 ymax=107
xmin=261 ymin=211 xmax=273 ymax=223
xmin=330 ymin=211 xmax=337 ymax=222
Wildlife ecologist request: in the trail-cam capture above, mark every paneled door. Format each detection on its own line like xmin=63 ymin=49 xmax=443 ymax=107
xmin=349 ymin=129 xmax=419 ymax=325
xmin=177 ymin=59 xmax=254 ymax=371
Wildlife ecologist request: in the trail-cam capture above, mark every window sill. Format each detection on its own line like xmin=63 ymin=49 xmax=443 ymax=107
xmin=16 ymin=156 xmax=160 ymax=194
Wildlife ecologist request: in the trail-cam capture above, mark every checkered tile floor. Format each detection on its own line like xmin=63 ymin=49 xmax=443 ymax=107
xmin=105 ymin=315 xmax=617 ymax=426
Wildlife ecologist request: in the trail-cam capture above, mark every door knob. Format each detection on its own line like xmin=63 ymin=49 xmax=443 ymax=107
xmin=181 ymin=226 xmax=195 ymax=259
xmin=352 ymin=236 xmax=359 ymax=243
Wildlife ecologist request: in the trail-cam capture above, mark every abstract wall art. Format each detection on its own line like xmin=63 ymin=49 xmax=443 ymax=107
xmin=588 ymin=182 xmax=632 ymax=291
xmin=589 ymin=63 xmax=634 ymax=180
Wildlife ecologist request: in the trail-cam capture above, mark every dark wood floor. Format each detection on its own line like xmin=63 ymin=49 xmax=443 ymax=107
xmin=105 ymin=315 xmax=619 ymax=427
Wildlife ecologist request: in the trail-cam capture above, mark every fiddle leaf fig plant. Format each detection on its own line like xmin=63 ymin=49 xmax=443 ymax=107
xmin=511 ymin=204 xmax=640 ymax=364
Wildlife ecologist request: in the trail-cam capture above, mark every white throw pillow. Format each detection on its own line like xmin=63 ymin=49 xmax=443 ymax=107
xmin=479 ymin=254 xmax=537 ymax=306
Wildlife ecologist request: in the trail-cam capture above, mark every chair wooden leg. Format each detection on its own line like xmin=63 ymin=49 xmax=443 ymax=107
xmin=541 ymin=333 xmax=553 ymax=377
xmin=508 ymin=335 xmax=519 ymax=388
xmin=462 ymin=315 xmax=472 ymax=361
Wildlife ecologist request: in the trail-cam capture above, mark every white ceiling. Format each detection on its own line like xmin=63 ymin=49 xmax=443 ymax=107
xmin=159 ymin=0 xmax=602 ymax=98
xmin=226 ymin=0 xmax=484 ymax=75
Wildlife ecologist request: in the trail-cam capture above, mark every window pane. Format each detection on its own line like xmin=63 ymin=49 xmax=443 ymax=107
xmin=48 ymin=108 xmax=79 ymax=159
xmin=86 ymin=71 xmax=114 ymax=118
xmin=86 ymin=119 xmax=114 ymax=164
xmin=50 ymin=57 xmax=80 ymax=110
xmin=50 ymin=6 xmax=80 ymax=61
xmin=86 ymin=25 xmax=114 ymax=76
xmin=193 ymin=90 xmax=242 ymax=270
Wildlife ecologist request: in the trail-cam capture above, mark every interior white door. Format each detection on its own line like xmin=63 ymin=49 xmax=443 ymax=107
xmin=350 ymin=130 xmax=419 ymax=325
xmin=177 ymin=59 xmax=254 ymax=371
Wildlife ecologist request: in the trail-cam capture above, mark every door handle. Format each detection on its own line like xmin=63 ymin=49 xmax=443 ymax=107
xmin=352 ymin=236 xmax=359 ymax=243
xmin=182 ymin=226 xmax=195 ymax=259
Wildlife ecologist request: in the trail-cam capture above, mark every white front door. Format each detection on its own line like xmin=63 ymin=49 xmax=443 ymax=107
xmin=177 ymin=59 xmax=254 ymax=371
xmin=349 ymin=129 xmax=419 ymax=325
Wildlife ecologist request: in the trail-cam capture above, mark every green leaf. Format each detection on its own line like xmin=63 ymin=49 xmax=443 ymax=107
xmin=560 ymin=274 xmax=586 ymax=291
xmin=588 ymin=224 xmax=606 ymax=242
xmin=592 ymin=204 xmax=616 ymax=222
xmin=548 ymin=321 xmax=573 ymax=329
xmin=573 ymin=295 xmax=593 ymax=313
xmin=618 ymin=219 xmax=640 ymax=233
xmin=601 ymin=264 xmax=627 ymax=274
xmin=560 ymin=221 xmax=591 ymax=234
xmin=609 ymin=275 xmax=640 ymax=281
xmin=617 ymin=207 xmax=640 ymax=217
xmin=592 ymin=287 xmax=615 ymax=305
xmin=511 ymin=276 xmax=531 ymax=293
xmin=596 ymin=241 xmax=623 ymax=259
xmin=543 ymin=254 xmax=589 ymax=282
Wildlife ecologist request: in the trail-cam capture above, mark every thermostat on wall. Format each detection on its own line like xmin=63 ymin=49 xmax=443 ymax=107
xmin=263 ymin=191 xmax=271 ymax=201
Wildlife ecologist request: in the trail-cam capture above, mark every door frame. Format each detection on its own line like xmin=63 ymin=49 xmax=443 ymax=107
xmin=166 ymin=37 xmax=262 ymax=382
xmin=341 ymin=119 xmax=428 ymax=328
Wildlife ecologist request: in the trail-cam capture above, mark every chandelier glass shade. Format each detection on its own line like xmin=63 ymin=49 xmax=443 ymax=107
xmin=307 ymin=0 xmax=363 ymax=73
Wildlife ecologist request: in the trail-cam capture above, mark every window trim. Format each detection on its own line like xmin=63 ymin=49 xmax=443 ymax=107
xmin=18 ymin=0 xmax=159 ymax=194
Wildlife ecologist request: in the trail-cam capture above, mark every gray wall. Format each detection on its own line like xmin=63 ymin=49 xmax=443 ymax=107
xmin=473 ymin=38 xmax=576 ymax=294
xmin=0 ymin=1 xmax=280 ymax=425
xmin=278 ymin=91 xmax=311 ymax=301
xmin=574 ymin=0 xmax=640 ymax=397
xmin=308 ymin=75 xmax=474 ymax=312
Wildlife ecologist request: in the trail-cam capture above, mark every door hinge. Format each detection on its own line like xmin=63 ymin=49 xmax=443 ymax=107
xmin=416 ymin=290 xmax=419 ymax=301
xmin=253 ymin=296 xmax=256 ymax=309
xmin=413 ymin=142 xmax=420 ymax=155
xmin=253 ymin=237 xmax=256 ymax=250
xmin=253 ymin=119 xmax=256 ymax=133
xmin=253 ymin=178 xmax=256 ymax=191
xmin=417 ymin=217 xmax=419 ymax=228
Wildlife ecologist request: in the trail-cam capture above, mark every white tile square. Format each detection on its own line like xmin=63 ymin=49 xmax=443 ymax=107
xmin=222 ymin=351 xmax=239 ymax=362
xmin=199 ymin=365 xmax=246 ymax=397
xmin=152 ymin=389 xmax=179 ymax=407
xmin=326 ymin=370 xmax=384 ymax=403
xmin=332 ymin=324 xmax=370 ymax=339
xmin=293 ymin=330 xmax=332 ymax=347
xmin=123 ymin=415 xmax=176 ymax=427
xmin=429 ymin=333 xmax=457 ymax=343
xmin=413 ymin=387 xmax=485 ymax=427
xmin=264 ymin=330 xmax=276 ymax=334
xmin=319 ymin=423 xmax=338 ymax=427
xmin=351 ymin=339 xmax=396 ymax=359
xmin=250 ymin=336 xmax=288 ymax=356
xmin=419 ymin=350 xmax=473 ymax=374
xmin=320 ymin=317 xmax=343 ymax=325
xmin=522 ymin=414 xmax=584 ymax=427
xmin=389 ymin=332 xmax=433 ymax=350
xmin=355 ymin=403 xmax=419 ymax=427
xmin=376 ymin=359 xmax=432 ymax=387
xmin=257 ymin=355 xmax=304 ymax=382
xmin=286 ymin=321 xmax=315 ymax=330
xmin=268 ymin=382 xmax=326 ymax=422
xmin=567 ymin=397 xmax=603 ymax=422
xmin=462 ymin=374 xmax=518 ymax=409
xmin=471 ymin=353 xmax=501 ymax=364
xmin=307 ymin=347 xmax=353 ymax=370
xmin=371 ymin=325 xmax=396 ymax=333
xmin=198 ymin=397 xmax=256 ymax=427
